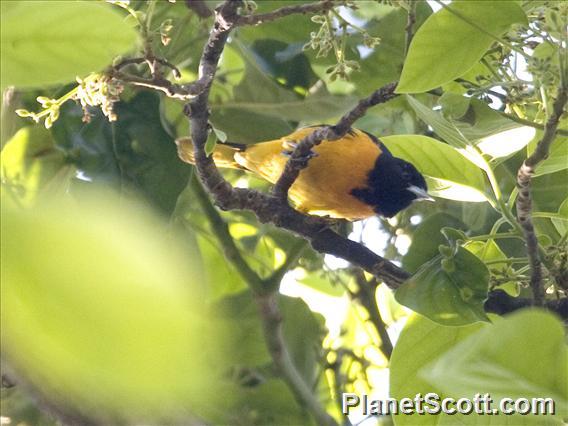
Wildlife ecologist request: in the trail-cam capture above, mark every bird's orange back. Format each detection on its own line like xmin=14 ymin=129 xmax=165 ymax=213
xmin=235 ymin=127 xmax=382 ymax=220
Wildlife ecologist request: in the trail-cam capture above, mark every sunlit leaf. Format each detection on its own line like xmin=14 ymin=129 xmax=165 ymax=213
xmin=421 ymin=310 xmax=568 ymax=419
xmin=477 ymin=126 xmax=536 ymax=158
xmin=397 ymin=1 xmax=527 ymax=93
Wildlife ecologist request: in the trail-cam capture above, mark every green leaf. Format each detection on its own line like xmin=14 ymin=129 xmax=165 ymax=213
xmin=390 ymin=314 xmax=487 ymax=425
xmin=381 ymin=134 xmax=488 ymax=202
xmin=534 ymin=135 xmax=568 ymax=177
xmin=1 ymin=1 xmax=138 ymax=88
xmin=403 ymin=213 xmax=467 ymax=274
xmin=395 ymin=247 xmax=490 ymax=326
xmin=457 ymin=99 xmax=527 ymax=142
xmin=465 ymin=240 xmax=520 ymax=296
xmin=397 ymin=1 xmax=527 ymax=93
xmin=1 ymin=126 xmax=71 ymax=205
xmin=1 ymin=192 xmax=225 ymax=424
xmin=421 ymin=310 xmax=568 ymax=420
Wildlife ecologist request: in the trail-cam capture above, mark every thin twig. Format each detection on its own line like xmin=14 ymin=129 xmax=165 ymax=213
xmin=235 ymin=0 xmax=334 ymax=26
xmin=515 ymin=87 xmax=567 ymax=306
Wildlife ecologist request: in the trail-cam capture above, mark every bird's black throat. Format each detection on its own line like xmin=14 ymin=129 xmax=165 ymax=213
xmin=350 ymin=149 xmax=428 ymax=218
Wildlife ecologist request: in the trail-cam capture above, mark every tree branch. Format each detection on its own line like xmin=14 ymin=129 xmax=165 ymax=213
xmin=515 ymin=87 xmax=567 ymax=306
xmin=185 ymin=4 xmax=339 ymax=424
xmin=235 ymin=0 xmax=334 ymax=26
xmin=484 ymin=290 xmax=568 ymax=319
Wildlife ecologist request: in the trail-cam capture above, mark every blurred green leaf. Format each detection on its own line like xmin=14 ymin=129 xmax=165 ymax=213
xmin=382 ymin=134 xmax=488 ymax=202
xmin=390 ymin=313 xmax=487 ymax=426
xmin=1 ymin=386 xmax=57 ymax=426
xmin=1 ymin=1 xmax=138 ymax=88
xmin=457 ymin=99 xmax=525 ymax=141
xmin=402 ymin=212 xmax=467 ymax=274
xmin=397 ymin=2 xmax=527 ymax=93
xmin=1 ymin=193 xmax=225 ymax=424
xmin=1 ymin=126 xmax=71 ymax=205
xmin=421 ymin=310 xmax=568 ymax=420
xmin=237 ymin=1 xmax=314 ymax=43
xmin=396 ymin=247 xmax=490 ymax=326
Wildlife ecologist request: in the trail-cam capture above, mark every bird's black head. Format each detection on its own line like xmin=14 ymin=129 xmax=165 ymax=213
xmin=351 ymin=151 xmax=431 ymax=218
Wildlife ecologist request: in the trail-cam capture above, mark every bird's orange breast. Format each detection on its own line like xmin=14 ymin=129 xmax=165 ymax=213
xmin=235 ymin=128 xmax=382 ymax=220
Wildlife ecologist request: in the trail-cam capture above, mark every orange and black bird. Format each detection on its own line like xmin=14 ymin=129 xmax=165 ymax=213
xmin=177 ymin=126 xmax=433 ymax=221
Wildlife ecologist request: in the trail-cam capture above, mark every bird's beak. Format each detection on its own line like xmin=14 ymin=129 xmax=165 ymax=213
xmin=407 ymin=185 xmax=435 ymax=202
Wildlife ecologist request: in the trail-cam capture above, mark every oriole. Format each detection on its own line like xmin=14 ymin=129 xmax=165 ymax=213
xmin=177 ymin=126 xmax=432 ymax=220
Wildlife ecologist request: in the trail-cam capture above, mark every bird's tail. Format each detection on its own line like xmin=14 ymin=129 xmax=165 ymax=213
xmin=175 ymin=137 xmax=246 ymax=170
